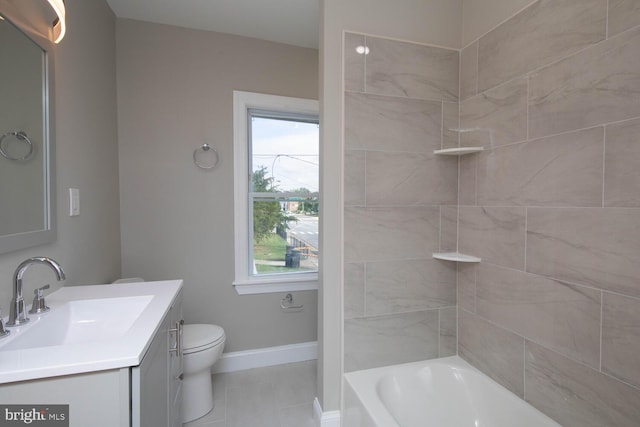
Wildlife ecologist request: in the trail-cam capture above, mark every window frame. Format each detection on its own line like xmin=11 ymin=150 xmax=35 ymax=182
xmin=232 ymin=91 xmax=319 ymax=295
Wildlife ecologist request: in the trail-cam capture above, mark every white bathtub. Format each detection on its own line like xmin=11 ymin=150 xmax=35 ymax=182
xmin=343 ymin=356 xmax=560 ymax=427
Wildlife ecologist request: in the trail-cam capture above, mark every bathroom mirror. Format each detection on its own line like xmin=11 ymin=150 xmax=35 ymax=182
xmin=0 ymin=12 xmax=56 ymax=254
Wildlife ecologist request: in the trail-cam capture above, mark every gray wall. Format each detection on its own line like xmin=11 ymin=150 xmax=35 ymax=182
xmin=458 ymin=0 xmax=640 ymax=425
xmin=116 ymin=19 xmax=319 ymax=352
xmin=0 ymin=0 xmax=121 ymax=314
xmin=343 ymin=33 xmax=459 ymax=372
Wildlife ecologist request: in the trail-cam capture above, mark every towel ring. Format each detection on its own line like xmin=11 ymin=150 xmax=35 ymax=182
xmin=193 ymin=144 xmax=219 ymax=170
xmin=0 ymin=131 xmax=34 ymax=161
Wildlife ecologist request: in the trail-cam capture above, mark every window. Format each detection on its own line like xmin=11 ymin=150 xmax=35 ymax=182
xmin=233 ymin=91 xmax=319 ymax=294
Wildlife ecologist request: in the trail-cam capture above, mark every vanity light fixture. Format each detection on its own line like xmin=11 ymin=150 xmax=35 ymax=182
xmin=356 ymin=45 xmax=370 ymax=55
xmin=47 ymin=0 xmax=66 ymax=43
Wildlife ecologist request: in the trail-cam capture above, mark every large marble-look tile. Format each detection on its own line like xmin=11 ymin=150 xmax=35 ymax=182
xmin=439 ymin=206 xmax=458 ymax=252
xmin=605 ymin=118 xmax=640 ymax=207
xmin=476 ymin=264 xmax=601 ymax=368
xmin=525 ymin=341 xmax=640 ymax=427
xmin=478 ymin=0 xmax=606 ymax=92
xmin=460 ymin=41 xmax=478 ymax=101
xmin=458 ymin=264 xmax=476 ymax=313
xmin=458 ymin=154 xmax=477 ymax=206
xmin=345 ymin=33 xmax=365 ymax=92
xmin=268 ymin=361 xmax=317 ymax=409
xmin=366 ymin=151 xmax=457 ymax=206
xmin=608 ymin=0 xmax=640 ymax=38
xmin=344 ymin=262 xmax=365 ymax=320
xmin=365 ymin=36 xmax=459 ymax=102
xmin=458 ymin=206 xmax=526 ymax=270
xmin=280 ymin=403 xmax=315 ymax=427
xmin=345 ymin=150 xmax=365 ymax=206
xmin=345 ymin=92 xmax=442 ymax=152
xmin=602 ymin=292 xmax=640 ymax=388
xmin=527 ymin=207 xmax=640 ymax=298
xmin=529 ymin=26 xmax=640 ymax=138
xmin=459 ymin=77 xmax=527 ymax=148
xmin=344 ymin=206 xmax=440 ymax=262
xmin=344 ymin=310 xmax=440 ymax=372
xmin=365 ymin=259 xmax=456 ymax=315
xmin=439 ymin=306 xmax=457 ymax=357
xmin=226 ymin=382 xmax=279 ymax=427
xmin=442 ymin=102 xmax=460 ymax=149
xmin=476 ymin=127 xmax=604 ymax=206
xmin=459 ymin=309 xmax=525 ymax=397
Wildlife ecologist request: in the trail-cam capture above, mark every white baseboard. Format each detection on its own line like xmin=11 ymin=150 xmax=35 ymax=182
xmin=313 ymin=397 xmax=341 ymax=427
xmin=212 ymin=341 xmax=317 ymax=373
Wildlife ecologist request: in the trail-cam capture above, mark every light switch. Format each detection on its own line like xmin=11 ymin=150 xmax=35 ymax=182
xmin=69 ymin=188 xmax=80 ymax=216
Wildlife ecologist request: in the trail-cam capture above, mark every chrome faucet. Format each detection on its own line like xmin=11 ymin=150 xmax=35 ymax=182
xmin=7 ymin=257 xmax=65 ymax=327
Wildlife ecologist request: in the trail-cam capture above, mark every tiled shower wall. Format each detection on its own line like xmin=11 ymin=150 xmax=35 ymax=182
xmin=343 ymin=33 xmax=460 ymax=372
xmin=457 ymin=0 xmax=640 ymax=425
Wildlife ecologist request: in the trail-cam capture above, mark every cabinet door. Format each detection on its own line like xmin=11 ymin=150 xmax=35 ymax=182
xmin=168 ymin=292 xmax=184 ymax=427
xmin=132 ymin=314 xmax=170 ymax=427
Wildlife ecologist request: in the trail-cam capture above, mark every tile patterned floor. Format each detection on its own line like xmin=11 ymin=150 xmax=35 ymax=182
xmin=184 ymin=360 xmax=317 ymax=427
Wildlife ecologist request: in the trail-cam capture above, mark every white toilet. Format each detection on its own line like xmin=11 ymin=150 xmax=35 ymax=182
xmin=111 ymin=278 xmax=226 ymax=423
xmin=182 ymin=323 xmax=226 ymax=422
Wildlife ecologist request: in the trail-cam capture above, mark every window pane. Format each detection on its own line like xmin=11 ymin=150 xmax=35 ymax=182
xmin=250 ymin=116 xmax=319 ymax=193
xmin=252 ymin=199 xmax=318 ymax=275
xmin=249 ymin=113 xmax=319 ymax=277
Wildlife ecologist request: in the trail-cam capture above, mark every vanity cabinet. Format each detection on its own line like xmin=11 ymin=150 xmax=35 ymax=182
xmin=132 ymin=290 xmax=184 ymax=427
xmin=0 ymin=289 xmax=184 ymax=427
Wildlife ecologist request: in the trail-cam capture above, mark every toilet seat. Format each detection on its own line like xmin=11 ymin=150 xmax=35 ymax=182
xmin=183 ymin=324 xmax=225 ymax=355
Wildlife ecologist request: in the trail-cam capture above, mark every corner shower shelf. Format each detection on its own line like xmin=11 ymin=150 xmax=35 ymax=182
xmin=432 ymin=252 xmax=481 ymax=263
xmin=433 ymin=147 xmax=484 ymax=156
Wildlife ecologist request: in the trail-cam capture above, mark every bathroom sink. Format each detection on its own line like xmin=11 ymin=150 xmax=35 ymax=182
xmin=0 ymin=280 xmax=182 ymax=384
xmin=0 ymin=295 xmax=154 ymax=351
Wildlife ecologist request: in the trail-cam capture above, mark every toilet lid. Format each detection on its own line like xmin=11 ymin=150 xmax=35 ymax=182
xmin=183 ymin=324 xmax=225 ymax=352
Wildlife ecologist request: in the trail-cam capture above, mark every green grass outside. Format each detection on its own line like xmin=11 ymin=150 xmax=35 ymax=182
xmin=253 ymin=233 xmax=287 ymax=261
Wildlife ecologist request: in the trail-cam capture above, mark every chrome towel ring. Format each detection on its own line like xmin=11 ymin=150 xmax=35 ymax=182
xmin=193 ymin=143 xmax=219 ymax=170
xmin=0 ymin=131 xmax=34 ymax=161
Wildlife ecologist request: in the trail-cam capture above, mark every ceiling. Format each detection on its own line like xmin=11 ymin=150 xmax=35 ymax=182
xmin=105 ymin=0 xmax=319 ymax=49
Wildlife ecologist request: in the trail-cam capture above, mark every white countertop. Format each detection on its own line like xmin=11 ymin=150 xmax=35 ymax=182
xmin=0 ymin=280 xmax=183 ymax=384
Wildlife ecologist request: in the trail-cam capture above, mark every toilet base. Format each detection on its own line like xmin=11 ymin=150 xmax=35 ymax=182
xmin=183 ymin=370 xmax=214 ymax=423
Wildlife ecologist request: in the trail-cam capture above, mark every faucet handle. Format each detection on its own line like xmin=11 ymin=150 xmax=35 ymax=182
xmin=0 ymin=309 xmax=10 ymax=339
xmin=28 ymin=284 xmax=50 ymax=314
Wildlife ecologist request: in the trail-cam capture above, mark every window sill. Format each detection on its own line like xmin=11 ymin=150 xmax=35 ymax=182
xmin=233 ymin=275 xmax=318 ymax=295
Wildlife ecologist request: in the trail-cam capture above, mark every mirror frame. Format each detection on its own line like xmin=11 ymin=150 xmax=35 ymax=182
xmin=0 ymin=10 xmax=57 ymax=254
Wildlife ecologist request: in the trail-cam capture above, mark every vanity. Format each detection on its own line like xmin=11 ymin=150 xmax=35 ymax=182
xmin=0 ymin=280 xmax=184 ymax=427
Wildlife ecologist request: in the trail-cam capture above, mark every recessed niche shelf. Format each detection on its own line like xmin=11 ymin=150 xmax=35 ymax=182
xmin=432 ymin=252 xmax=481 ymax=263
xmin=433 ymin=147 xmax=484 ymax=156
